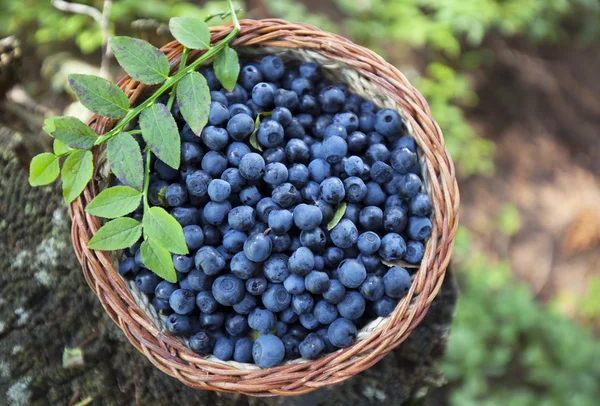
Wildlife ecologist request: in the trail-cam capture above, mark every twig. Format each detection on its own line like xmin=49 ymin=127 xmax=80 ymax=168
xmin=51 ymin=0 xmax=113 ymax=78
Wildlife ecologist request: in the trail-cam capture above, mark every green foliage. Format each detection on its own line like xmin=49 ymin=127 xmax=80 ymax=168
xmin=443 ymin=228 xmax=600 ymax=406
xmin=249 ymin=112 xmax=272 ymax=152
xmin=169 ymin=17 xmax=211 ymax=50
xmin=327 ymin=202 xmax=347 ymax=231
xmin=496 ymin=204 xmax=522 ymax=237
xmin=29 ymin=3 xmax=242 ymax=283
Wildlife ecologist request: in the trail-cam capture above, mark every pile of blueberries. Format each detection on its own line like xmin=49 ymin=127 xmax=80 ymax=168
xmin=118 ymin=55 xmax=433 ymax=368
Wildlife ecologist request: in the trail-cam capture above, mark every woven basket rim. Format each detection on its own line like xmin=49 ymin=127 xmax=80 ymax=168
xmin=70 ymin=18 xmax=460 ymax=397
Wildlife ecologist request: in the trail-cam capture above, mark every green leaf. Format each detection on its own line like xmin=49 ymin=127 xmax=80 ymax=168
xmin=62 ymin=150 xmax=94 ymax=203
xmin=53 ymin=139 xmax=71 ymax=155
xmin=43 ymin=117 xmax=58 ymax=136
xmin=29 ymin=153 xmax=60 ymax=186
xmin=106 ymin=132 xmax=144 ymax=191
xmin=68 ymin=73 xmax=130 ymax=119
xmin=85 ymin=186 xmax=142 ymax=218
xmin=143 ymin=206 xmax=188 ymax=255
xmin=139 ymin=103 xmax=180 ymax=169
xmin=109 ymin=36 xmax=170 ymax=85
xmin=169 ymin=17 xmax=211 ymax=50
xmin=249 ymin=112 xmax=272 ymax=152
xmin=140 ymin=239 xmax=177 ymax=283
xmin=327 ymin=202 xmax=347 ymax=230
xmin=176 ymin=71 xmax=210 ymax=135
xmin=52 ymin=116 xmax=98 ymax=149
xmin=88 ymin=217 xmax=142 ymax=251
xmin=380 ymin=259 xmax=419 ymax=269
xmin=214 ymin=46 xmax=240 ymax=92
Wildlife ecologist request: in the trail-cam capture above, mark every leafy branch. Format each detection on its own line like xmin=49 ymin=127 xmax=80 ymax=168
xmin=29 ymin=0 xmax=242 ymax=282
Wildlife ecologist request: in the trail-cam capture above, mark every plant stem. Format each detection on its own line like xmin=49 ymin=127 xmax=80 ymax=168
xmin=94 ymin=12 xmax=240 ymax=146
xmin=129 ymin=129 xmax=142 ymax=135
xmin=204 ymin=7 xmax=242 ymax=23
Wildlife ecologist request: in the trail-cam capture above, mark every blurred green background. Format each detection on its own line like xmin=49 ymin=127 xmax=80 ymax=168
xmin=2 ymin=0 xmax=600 ymax=404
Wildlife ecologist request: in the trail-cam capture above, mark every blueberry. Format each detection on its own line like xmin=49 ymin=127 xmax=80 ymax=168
xmin=283 ymin=274 xmax=305 ymax=295
xmin=279 ymin=308 xmax=298 ymax=325
xmin=291 ymin=292 xmax=314 ymax=315
xmin=344 ymin=155 xmax=364 ymax=177
xmin=281 ymin=334 xmax=301 ymax=359
xmin=310 ymin=142 xmax=324 ymax=160
xmin=409 ymin=193 xmax=432 ymax=217
xmin=347 ymin=131 xmax=368 ymax=153
xmin=152 ymin=297 xmax=172 ymax=314
xmin=299 ymin=62 xmax=320 ymax=81
xmin=288 ymin=247 xmax=315 ymax=276
xmin=271 ymin=106 xmax=293 ymax=127
xmin=299 ymin=312 xmax=320 ymax=330
xmin=264 ymin=284 xmax=292 ymax=312
xmin=291 ymin=77 xmax=313 ymax=97
xmin=251 ymin=82 xmax=274 ymax=107
xmin=285 ymin=139 xmax=310 ymax=163
xmin=379 ymin=233 xmax=407 ymax=261
xmin=316 ymin=200 xmax=334 ymax=225
xmin=275 ymin=321 xmax=288 ymax=337
xmin=199 ymin=311 xmax=225 ymax=330
xmin=260 ymin=56 xmax=285 ymax=81
xmin=227 ymin=206 xmax=255 ymax=232
xmin=405 ymin=240 xmax=425 ymax=264
xmin=274 ymin=88 xmax=299 ymax=110
xmin=343 ymin=176 xmax=367 ymax=203
xmin=284 ymin=118 xmax=306 ymax=140
xmin=195 ymin=246 xmax=226 ymax=275
xmin=243 ymin=232 xmax=272 ymax=263
xmin=359 ymin=206 xmax=383 ymax=231
xmin=308 ymin=159 xmax=331 ymax=183
xmin=357 ymin=231 xmax=381 ymax=255
xmin=186 ymin=170 xmax=212 ymax=197
xmin=397 ymin=173 xmax=422 ymax=198
xmin=154 ymin=160 xmax=179 ymax=181
xmin=384 ymin=206 xmax=408 ymax=234
xmin=229 ymin=103 xmax=253 ymax=117
xmin=320 ymin=177 xmax=345 ymax=204
xmin=375 ymin=108 xmax=404 ymax=137
xmin=292 ymin=203 xmax=323 ymax=231
xmin=314 ymin=300 xmax=338 ymax=325
xmin=252 ymin=334 xmax=285 ymax=368
xmin=183 ymin=225 xmax=204 ymax=251
xmin=207 ymin=102 xmax=230 ymax=126
xmin=213 ymin=337 xmax=234 ymax=360
xmin=322 ymin=247 xmax=343 ymax=269
xmin=337 ymin=291 xmax=366 ymax=320
xmin=135 ymin=270 xmax=160 ymax=294
xmin=248 ymin=308 xmax=276 ymax=334
xmin=225 ymin=113 xmax=254 ymax=142
xmin=323 ymin=279 xmax=346 ymax=305
xmin=383 ymin=267 xmax=411 ymax=298
xmin=246 ymin=277 xmax=268 ymax=296
xmin=200 ymin=67 xmax=220 ymax=91
xmin=371 ymin=296 xmax=397 ymax=317
xmin=288 ymin=324 xmax=309 ymax=340
xmin=201 ymin=126 xmax=228 ymax=151
xmin=239 ymin=185 xmax=261 ymax=206
xmin=202 ymin=225 xmax=221 ymax=246
xmin=263 ymin=254 xmax=290 ymax=283
xmin=234 ymin=337 xmax=253 ymax=362
xmin=358 ymin=111 xmax=376 ymax=133
xmin=155 ymin=281 xmax=177 ymax=301
xmin=263 ymin=147 xmax=286 ymax=165
xmin=288 ymin=163 xmax=310 ymax=188
xmin=272 ymin=182 xmax=301 ymax=208
xmin=391 ymin=147 xmax=417 ymax=174
xmin=370 ymin=161 xmax=393 ymax=184
xmin=324 ymin=124 xmax=348 ymax=140
xmin=220 ymin=168 xmax=246 ymax=193
xmin=207 ymin=179 xmax=231 ymax=203
xmin=257 ymin=120 xmax=284 ymax=148
xmin=119 ymin=257 xmax=140 ymax=277
xmin=267 ymin=209 xmax=292 ymax=235
xmin=210 ymin=90 xmax=228 ymax=105
xmin=223 ymin=84 xmax=248 ymax=105
xmin=227 ymin=252 xmax=257 ymax=281
xmin=327 ymin=318 xmax=357 ymax=348
xmin=300 ymin=227 xmax=327 ymax=252
xmin=365 ymin=143 xmax=390 ymax=164
xmin=312 ymin=115 xmax=333 ymax=138
xmin=319 ymin=85 xmax=346 ymax=113
xmin=172 ymin=254 xmax=193 ymax=273
xmin=407 ymin=216 xmax=432 ymax=240
xmin=297 ymin=333 xmax=324 ymax=359
xmin=330 ymin=219 xmax=359 ymax=249
xmin=148 ymin=180 xmax=168 ymax=206
xmin=299 ymin=95 xmax=320 ymax=115
xmin=166 ymin=314 xmax=193 ymax=335
xmin=240 ymin=64 xmax=264 ymax=90
xmin=233 ymin=293 xmax=258 ymax=315
xmin=333 ymin=112 xmax=359 ymax=132
xmin=239 ymin=153 xmax=265 ymax=180
xmin=169 ymin=289 xmax=196 ymax=315
xmin=322 ymin=135 xmax=348 ymax=163
xmin=221 ymin=230 xmax=246 ymax=254
xmin=201 ymin=151 xmax=228 ymax=178
xmin=256 ymin=197 xmax=280 ymax=223
xmin=270 ymin=231 xmax=292 ymax=252
xmin=360 ymin=275 xmax=385 ymax=301
xmin=225 ymin=313 xmax=249 ymax=337
xmin=337 ymin=259 xmax=367 ymax=288
xmin=203 ymin=200 xmax=231 ymax=225
xmin=195 ymin=291 xmax=218 ymax=314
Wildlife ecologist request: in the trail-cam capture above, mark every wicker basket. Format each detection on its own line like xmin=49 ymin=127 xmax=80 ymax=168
xmin=69 ymin=19 xmax=459 ymax=397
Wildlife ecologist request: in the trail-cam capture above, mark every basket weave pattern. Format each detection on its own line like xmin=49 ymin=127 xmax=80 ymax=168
xmin=69 ymin=19 xmax=459 ymax=396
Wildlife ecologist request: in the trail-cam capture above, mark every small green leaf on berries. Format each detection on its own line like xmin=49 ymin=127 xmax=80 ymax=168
xmin=327 ymin=202 xmax=347 ymax=230
xmin=143 ymin=206 xmax=188 ymax=255
xmin=176 ymin=71 xmax=210 ymax=135
xmin=140 ymin=239 xmax=178 ymax=283
xmin=214 ymin=45 xmax=239 ymax=92
xmin=140 ymin=103 xmax=180 ymax=169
